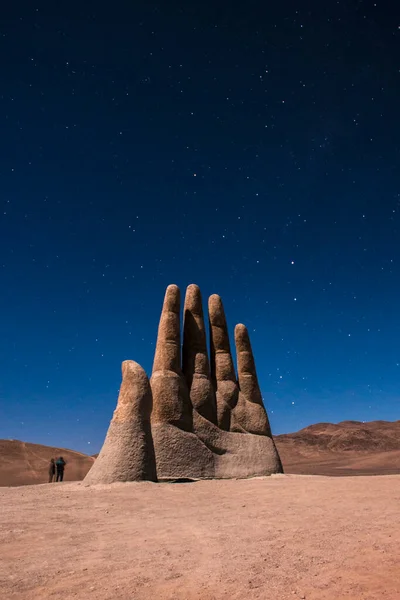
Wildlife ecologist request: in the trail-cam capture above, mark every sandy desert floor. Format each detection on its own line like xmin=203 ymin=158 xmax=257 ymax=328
xmin=0 ymin=475 xmax=399 ymax=600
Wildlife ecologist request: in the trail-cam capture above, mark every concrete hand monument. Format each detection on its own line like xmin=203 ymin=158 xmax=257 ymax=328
xmin=84 ymin=284 xmax=283 ymax=483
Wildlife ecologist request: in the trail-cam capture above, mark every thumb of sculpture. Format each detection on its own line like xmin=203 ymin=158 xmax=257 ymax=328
xmin=84 ymin=361 xmax=157 ymax=484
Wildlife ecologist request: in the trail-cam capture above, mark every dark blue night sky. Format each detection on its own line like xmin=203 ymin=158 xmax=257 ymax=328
xmin=1 ymin=1 xmax=399 ymax=453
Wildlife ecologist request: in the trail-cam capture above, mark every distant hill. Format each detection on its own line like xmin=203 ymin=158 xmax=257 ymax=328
xmin=0 ymin=440 xmax=95 ymax=486
xmin=274 ymin=420 xmax=400 ymax=476
xmin=1 ymin=420 xmax=399 ymax=485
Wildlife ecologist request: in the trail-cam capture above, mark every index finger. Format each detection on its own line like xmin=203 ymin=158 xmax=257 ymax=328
xmin=208 ymin=294 xmax=236 ymax=382
xmin=152 ymin=284 xmax=181 ymax=374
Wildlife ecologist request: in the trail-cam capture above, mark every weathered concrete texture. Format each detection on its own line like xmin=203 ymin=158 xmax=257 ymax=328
xmin=84 ymin=361 xmax=157 ymax=484
xmin=208 ymin=294 xmax=238 ymax=431
xmin=150 ymin=285 xmax=193 ymax=433
xmin=152 ymin=413 xmax=282 ymax=480
xmin=151 ymin=423 xmax=215 ymax=480
xmin=231 ymin=324 xmax=272 ymax=437
xmin=183 ymin=284 xmax=217 ymax=425
xmin=194 ymin=413 xmax=282 ymax=479
xmin=150 ymin=284 xmax=282 ymax=480
xmin=84 ymin=283 xmax=283 ymax=484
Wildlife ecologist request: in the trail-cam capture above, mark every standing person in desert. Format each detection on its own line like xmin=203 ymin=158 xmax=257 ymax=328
xmin=55 ymin=457 xmax=66 ymax=482
xmin=48 ymin=458 xmax=56 ymax=483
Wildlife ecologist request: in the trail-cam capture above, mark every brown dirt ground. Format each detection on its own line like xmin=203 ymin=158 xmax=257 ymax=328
xmin=276 ymin=447 xmax=400 ymax=476
xmin=1 ymin=475 xmax=399 ymax=600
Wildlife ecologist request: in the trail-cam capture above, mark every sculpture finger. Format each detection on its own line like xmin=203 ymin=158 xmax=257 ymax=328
xmin=208 ymin=294 xmax=236 ymax=381
xmin=233 ymin=324 xmax=272 ymax=436
xmin=152 ymin=284 xmax=181 ymax=374
xmin=84 ymin=361 xmax=157 ymax=483
xmin=208 ymin=294 xmax=238 ymax=429
xmin=117 ymin=360 xmax=154 ymax=420
xmin=183 ymin=284 xmax=217 ymax=424
xmin=151 ymin=284 xmax=192 ymax=431
xmin=235 ymin=324 xmax=262 ymax=402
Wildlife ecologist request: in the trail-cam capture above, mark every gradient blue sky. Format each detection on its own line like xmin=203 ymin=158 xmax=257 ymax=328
xmin=1 ymin=1 xmax=399 ymax=453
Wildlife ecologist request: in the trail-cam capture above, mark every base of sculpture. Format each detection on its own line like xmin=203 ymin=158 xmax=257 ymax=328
xmin=84 ymin=421 xmax=157 ymax=485
xmin=152 ymin=418 xmax=282 ymax=480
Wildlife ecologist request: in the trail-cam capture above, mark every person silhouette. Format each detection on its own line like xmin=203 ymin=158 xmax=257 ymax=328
xmin=48 ymin=458 xmax=55 ymax=483
xmin=55 ymin=456 xmax=66 ymax=482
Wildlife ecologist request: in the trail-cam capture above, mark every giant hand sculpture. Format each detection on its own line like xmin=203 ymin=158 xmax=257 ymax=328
xmin=84 ymin=284 xmax=283 ymax=484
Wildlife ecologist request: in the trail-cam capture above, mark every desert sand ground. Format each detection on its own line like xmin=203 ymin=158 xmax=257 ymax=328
xmin=277 ymin=448 xmax=400 ymax=476
xmin=1 ymin=475 xmax=399 ymax=600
